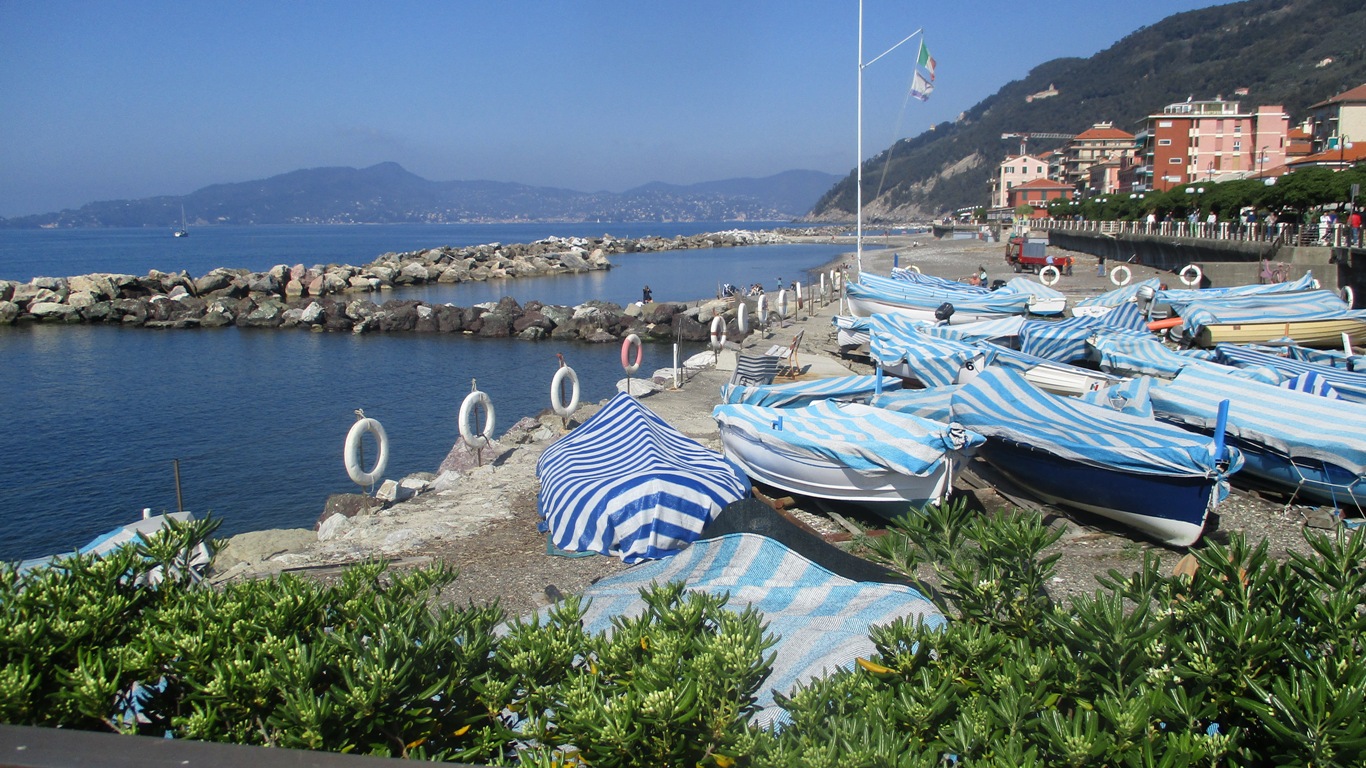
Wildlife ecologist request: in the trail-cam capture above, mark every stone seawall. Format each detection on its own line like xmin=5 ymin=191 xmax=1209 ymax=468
xmin=0 ymin=229 xmax=793 ymax=333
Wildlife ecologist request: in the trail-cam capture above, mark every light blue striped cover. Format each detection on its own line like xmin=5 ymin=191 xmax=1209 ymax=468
xmin=1075 ymin=277 xmax=1163 ymax=309
xmin=1155 ymin=272 xmax=1316 ymax=305
xmin=1171 ymin=289 xmax=1365 ymax=337
xmin=1090 ymin=332 xmax=1221 ymax=378
xmin=720 ymin=374 xmax=903 ymax=408
xmin=1001 ymin=277 xmax=1067 ymax=315
xmin=1149 ymin=364 xmax=1366 ymax=476
xmin=834 ymin=314 xmax=1026 ymax=343
xmin=869 ymin=314 xmax=998 ymax=387
xmin=537 ymin=392 xmax=749 ymax=564
xmin=872 ymin=386 xmax=958 ymax=423
xmin=891 ymin=267 xmax=989 ymax=293
xmin=530 ymin=532 xmax=945 ymax=728
xmin=1214 ymin=343 xmax=1366 ymax=402
xmin=711 ymin=400 xmax=982 ymax=476
xmin=950 ymin=367 xmax=1237 ymax=479
xmin=1079 ymin=376 xmax=1155 ymax=418
xmin=1019 ymin=315 xmax=1107 ymax=362
xmin=850 ymin=273 xmax=1032 ymax=315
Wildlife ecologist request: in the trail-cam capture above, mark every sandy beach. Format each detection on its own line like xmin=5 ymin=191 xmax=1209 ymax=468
xmin=210 ymin=232 xmax=1323 ymax=619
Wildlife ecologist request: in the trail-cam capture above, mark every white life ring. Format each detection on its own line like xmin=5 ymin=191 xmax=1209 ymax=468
xmin=344 ymin=417 xmax=389 ymax=486
xmin=1039 ymin=265 xmax=1061 ymax=286
xmin=736 ymin=300 xmax=749 ymax=334
xmin=907 ymin=264 xmax=922 ymax=274
xmin=1178 ymin=264 xmax=1202 ymax=287
xmin=1110 ymin=265 xmax=1132 ymax=286
xmin=1343 ymin=285 xmax=1355 ymax=307
xmin=777 ymin=288 xmax=789 ymax=318
xmin=709 ymin=314 xmax=727 ymax=350
xmin=621 ymin=333 xmax=642 ymax=375
xmin=550 ymin=366 xmax=580 ymax=418
xmin=756 ymin=294 xmax=767 ymax=324
xmin=819 ymin=273 xmax=827 ymax=298
xmin=459 ymin=390 xmax=496 ymax=449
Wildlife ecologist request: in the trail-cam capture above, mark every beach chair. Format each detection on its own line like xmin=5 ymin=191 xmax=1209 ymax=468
xmin=765 ymin=330 xmax=805 ymax=378
xmin=731 ymin=354 xmax=782 ymax=387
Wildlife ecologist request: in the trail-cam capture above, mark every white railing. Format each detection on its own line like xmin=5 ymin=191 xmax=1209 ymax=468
xmin=1034 ymin=217 xmax=1364 ymax=248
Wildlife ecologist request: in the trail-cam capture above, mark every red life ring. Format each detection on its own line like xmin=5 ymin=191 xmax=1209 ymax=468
xmin=621 ymin=333 xmax=643 ymax=375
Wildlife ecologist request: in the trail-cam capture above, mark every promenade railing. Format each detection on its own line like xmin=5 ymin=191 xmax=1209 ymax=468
xmin=1035 ymin=217 xmax=1359 ymax=248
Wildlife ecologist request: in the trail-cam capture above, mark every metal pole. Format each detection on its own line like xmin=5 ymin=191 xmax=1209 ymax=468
xmin=173 ymin=459 xmax=183 ymax=513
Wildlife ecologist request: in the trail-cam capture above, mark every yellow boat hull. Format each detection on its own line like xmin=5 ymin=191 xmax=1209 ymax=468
xmin=1194 ymin=318 xmax=1366 ymax=348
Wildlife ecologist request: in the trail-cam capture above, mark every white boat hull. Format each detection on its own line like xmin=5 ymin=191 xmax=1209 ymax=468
xmin=718 ymin=422 xmax=956 ymax=511
xmin=847 ymin=294 xmax=1016 ymax=324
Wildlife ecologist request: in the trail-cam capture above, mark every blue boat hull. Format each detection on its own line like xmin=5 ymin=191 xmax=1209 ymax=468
xmin=1231 ymin=439 xmax=1365 ymax=509
xmin=979 ymin=440 xmax=1216 ymax=547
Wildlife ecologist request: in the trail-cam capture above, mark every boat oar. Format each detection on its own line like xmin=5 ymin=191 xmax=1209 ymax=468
xmin=1212 ymin=398 xmax=1231 ymax=463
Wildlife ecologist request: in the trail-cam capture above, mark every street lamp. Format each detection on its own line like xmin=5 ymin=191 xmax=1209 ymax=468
xmin=1258 ymin=146 xmax=1268 ymax=178
xmin=1206 ymin=162 xmax=1215 ymax=182
xmin=1341 ymin=135 xmax=1353 ymax=169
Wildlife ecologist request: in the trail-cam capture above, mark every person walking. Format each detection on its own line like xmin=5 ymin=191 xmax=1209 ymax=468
xmin=1349 ymin=209 xmax=1363 ymax=247
xmin=1097 ymin=253 xmax=1106 ymax=278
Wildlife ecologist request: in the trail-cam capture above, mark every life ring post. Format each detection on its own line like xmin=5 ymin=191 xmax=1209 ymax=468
xmin=550 ymin=362 xmax=580 ymax=426
xmin=459 ymin=379 xmax=496 ymax=465
xmin=344 ymin=410 xmax=390 ymax=498
xmin=621 ymin=333 xmax=643 ymax=395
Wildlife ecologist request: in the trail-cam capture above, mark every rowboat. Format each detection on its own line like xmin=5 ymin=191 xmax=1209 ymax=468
xmin=712 ymin=400 xmax=983 ymax=512
xmin=1195 ymin=317 xmax=1366 ymax=348
xmin=949 ymin=367 xmax=1240 ymax=547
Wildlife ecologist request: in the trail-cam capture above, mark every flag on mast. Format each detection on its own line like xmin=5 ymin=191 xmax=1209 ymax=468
xmin=910 ymin=71 xmax=934 ymax=102
xmin=917 ymin=40 xmax=936 ymax=80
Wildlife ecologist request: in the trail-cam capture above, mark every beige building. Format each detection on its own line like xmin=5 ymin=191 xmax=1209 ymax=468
xmin=1063 ymin=123 xmax=1136 ymax=192
xmin=990 ymin=153 xmax=1050 ymax=209
xmin=1306 ymin=82 xmax=1366 ymax=153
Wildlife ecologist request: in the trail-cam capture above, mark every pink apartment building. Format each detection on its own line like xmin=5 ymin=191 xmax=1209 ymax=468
xmin=1142 ymin=98 xmax=1289 ymax=191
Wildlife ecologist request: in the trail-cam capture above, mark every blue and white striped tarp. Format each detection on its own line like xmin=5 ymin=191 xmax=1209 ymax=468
xmin=1019 ymin=315 xmax=1106 ymax=362
xmin=890 ymin=267 xmax=989 ymax=293
xmin=949 ymin=367 xmax=1237 ymax=479
xmin=1099 ymin=300 xmax=1154 ymax=332
xmin=1261 ymin=343 xmax=1366 ymax=370
xmin=1281 ymin=371 xmax=1341 ymax=399
xmin=720 ymin=374 xmax=902 ymax=408
xmin=1090 ymin=331 xmax=1220 ymax=378
xmin=1172 ymin=289 xmax=1365 ymax=338
xmin=712 ymin=400 xmax=982 ymax=476
xmin=1156 ymin=272 xmax=1317 ymax=305
xmin=869 ymin=314 xmax=998 ymax=387
xmin=1075 ymin=278 xmax=1163 ymax=309
xmin=526 ymin=532 xmax=946 ymax=728
xmin=836 ymin=314 xmax=1026 ymax=343
xmin=537 ymin=392 xmax=749 ymax=563
xmin=1001 ymin=277 xmax=1066 ymax=315
xmin=872 ymin=386 xmax=958 ymax=423
xmin=1079 ymin=376 xmax=1155 ymax=418
xmin=850 ymin=273 xmax=1032 ymax=316
xmin=1148 ymin=364 xmax=1366 ymax=477
xmin=832 ymin=315 xmax=871 ymax=347
xmin=1214 ymin=343 xmax=1366 ymax=402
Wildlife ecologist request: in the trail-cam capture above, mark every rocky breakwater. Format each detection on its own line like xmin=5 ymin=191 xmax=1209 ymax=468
xmin=0 ymin=229 xmax=791 ymax=334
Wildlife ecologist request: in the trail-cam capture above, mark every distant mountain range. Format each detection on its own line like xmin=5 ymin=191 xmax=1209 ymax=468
xmin=810 ymin=0 xmax=1366 ymax=221
xmin=0 ymin=163 xmax=842 ymax=229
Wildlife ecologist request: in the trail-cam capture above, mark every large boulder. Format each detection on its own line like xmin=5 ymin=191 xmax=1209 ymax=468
xmin=433 ymin=304 xmax=466 ymax=333
xmin=239 ymin=299 xmax=286 ymax=327
xmin=28 ymin=301 xmax=81 ymax=322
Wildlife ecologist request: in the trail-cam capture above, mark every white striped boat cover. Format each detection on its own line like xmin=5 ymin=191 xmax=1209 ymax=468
xmin=1280 ymin=371 xmax=1341 ymax=399
xmin=1079 ymin=376 xmax=1156 ymax=418
xmin=850 ymin=273 xmax=1032 ymax=315
xmin=1150 ymin=364 xmax=1366 ymax=477
xmin=1156 ymin=272 xmax=1316 ymax=305
xmin=1017 ymin=302 xmax=1147 ymax=364
xmin=720 ymin=374 xmax=902 ymax=408
xmin=833 ymin=314 xmax=1026 ymax=345
xmin=872 ymin=386 xmax=958 ymax=423
xmin=1075 ymin=278 xmax=1162 ymax=309
xmin=1090 ymin=332 xmax=1223 ymax=378
xmin=711 ymin=400 xmax=981 ymax=476
xmin=891 ymin=267 xmax=990 ymax=293
xmin=1002 ymin=276 xmax=1066 ymax=309
xmin=537 ymin=393 xmax=749 ymax=563
xmin=869 ymin=314 xmax=998 ymax=387
xmin=527 ymin=532 xmax=946 ymax=728
xmin=1215 ymin=343 xmax=1366 ymax=402
xmin=950 ymin=367 xmax=1236 ymax=479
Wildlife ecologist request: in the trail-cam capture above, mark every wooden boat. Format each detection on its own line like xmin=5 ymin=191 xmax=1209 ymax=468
xmin=1194 ymin=317 xmax=1366 ymax=348
xmin=712 ymin=400 xmax=983 ymax=512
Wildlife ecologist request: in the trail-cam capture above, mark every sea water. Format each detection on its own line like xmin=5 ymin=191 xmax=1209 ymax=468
xmin=0 ymin=223 xmax=852 ymax=561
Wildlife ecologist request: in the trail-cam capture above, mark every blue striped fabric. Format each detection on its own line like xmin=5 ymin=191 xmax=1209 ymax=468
xmin=1079 ymin=376 xmax=1155 ymax=418
xmin=1148 ymin=364 xmax=1366 ymax=477
xmin=869 ymin=314 xmax=998 ymax=387
xmin=1155 ymin=272 xmax=1317 ymax=305
xmin=526 ymin=532 xmax=946 ymax=728
xmin=1266 ymin=344 xmax=1366 ymax=370
xmin=850 ymin=273 xmax=1032 ymax=316
xmin=891 ymin=267 xmax=989 ymax=293
xmin=1281 ymin=371 xmax=1341 ymax=399
xmin=711 ymin=400 xmax=982 ymax=476
xmin=872 ymin=386 xmax=958 ymax=423
xmin=1090 ymin=332 xmax=1221 ymax=378
xmin=1019 ymin=315 xmax=1105 ymax=362
xmin=1001 ymin=277 xmax=1067 ymax=315
xmin=1214 ymin=343 xmax=1366 ymax=402
xmin=950 ymin=367 xmax=1238 ymax=479
xmin=1101 ymin=301 xmax=1154 ymax=332
xmin=835 ymin=314 xmax=1027 ymax=343
xmin=1172 ymin=289 xmax=1366 ymax=338
xmin=537 ymin=392 xmax=749 ymax=563
xmin=720 ymin=374 xmax=902 ymax=408
xmin=1075 ymin=278 xmax=1163 ymax=309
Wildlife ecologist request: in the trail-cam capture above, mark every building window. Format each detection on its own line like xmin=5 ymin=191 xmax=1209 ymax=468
xmin=1005 ymin=168 xmax=1012 ymax=173
xmin=1159 ymin=120 xmax=1173 ymax=128
xmin=1158 ymin=139 xmax=1172 ymax=146
xmin=1169 ymin=157 xmax=1183 ymax=164
xmin=1233 ymin=141 xmax=1241 ymax=151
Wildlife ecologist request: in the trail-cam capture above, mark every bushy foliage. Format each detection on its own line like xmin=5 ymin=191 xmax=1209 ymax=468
xmin=4 ymin=506 xmax=1364 ymax=766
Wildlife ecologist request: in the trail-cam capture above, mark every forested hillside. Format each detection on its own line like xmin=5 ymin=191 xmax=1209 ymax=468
xmin=810 ymin=0 xmax=1366 ymax=222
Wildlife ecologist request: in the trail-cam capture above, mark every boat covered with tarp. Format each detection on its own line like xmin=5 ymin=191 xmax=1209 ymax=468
xmin=1148 ymin=364 xmax=1366 ymax=508
xmin=537 ymin=392 xmax=749 ymax=563
xmin=868 ymin=314 xmax=997 ymax=387
xmin=948 ymin=367 xmax=1241 ymax=546
xmin=847 ymin=273 xmax=1032 ymax=323
xmin=1167 ymin=289 xmax=1366 ymax=348
xmin=712 ymin=399 xmax=983 ymax=509
xmin=720 ymin=373 xmax=901 ymax=408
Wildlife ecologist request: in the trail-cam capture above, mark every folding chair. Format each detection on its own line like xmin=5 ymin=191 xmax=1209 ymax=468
xmin=764 ymin=330 xmax=804 ymax=378
xmin=731 ymin=353 xmax=781 ymax=387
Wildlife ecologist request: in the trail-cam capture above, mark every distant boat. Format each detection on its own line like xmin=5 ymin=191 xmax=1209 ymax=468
xmin=173 ymin=204 xmax=188 ymax=237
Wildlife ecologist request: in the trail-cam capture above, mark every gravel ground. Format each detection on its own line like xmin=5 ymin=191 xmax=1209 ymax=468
xmin=217 ymin=232 xmax=1346 ymax=620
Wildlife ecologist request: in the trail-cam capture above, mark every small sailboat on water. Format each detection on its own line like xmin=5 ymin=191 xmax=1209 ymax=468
xmin=173 ymin=204 xmax=189 ymax=238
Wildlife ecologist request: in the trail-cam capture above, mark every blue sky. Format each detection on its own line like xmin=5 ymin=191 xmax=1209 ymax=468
xmin=0 ymin=1 xmax=1225 ymax=217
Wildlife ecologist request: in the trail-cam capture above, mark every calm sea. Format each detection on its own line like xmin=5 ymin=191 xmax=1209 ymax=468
xmin=0 ymin=223 xmax=853 ymax=561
